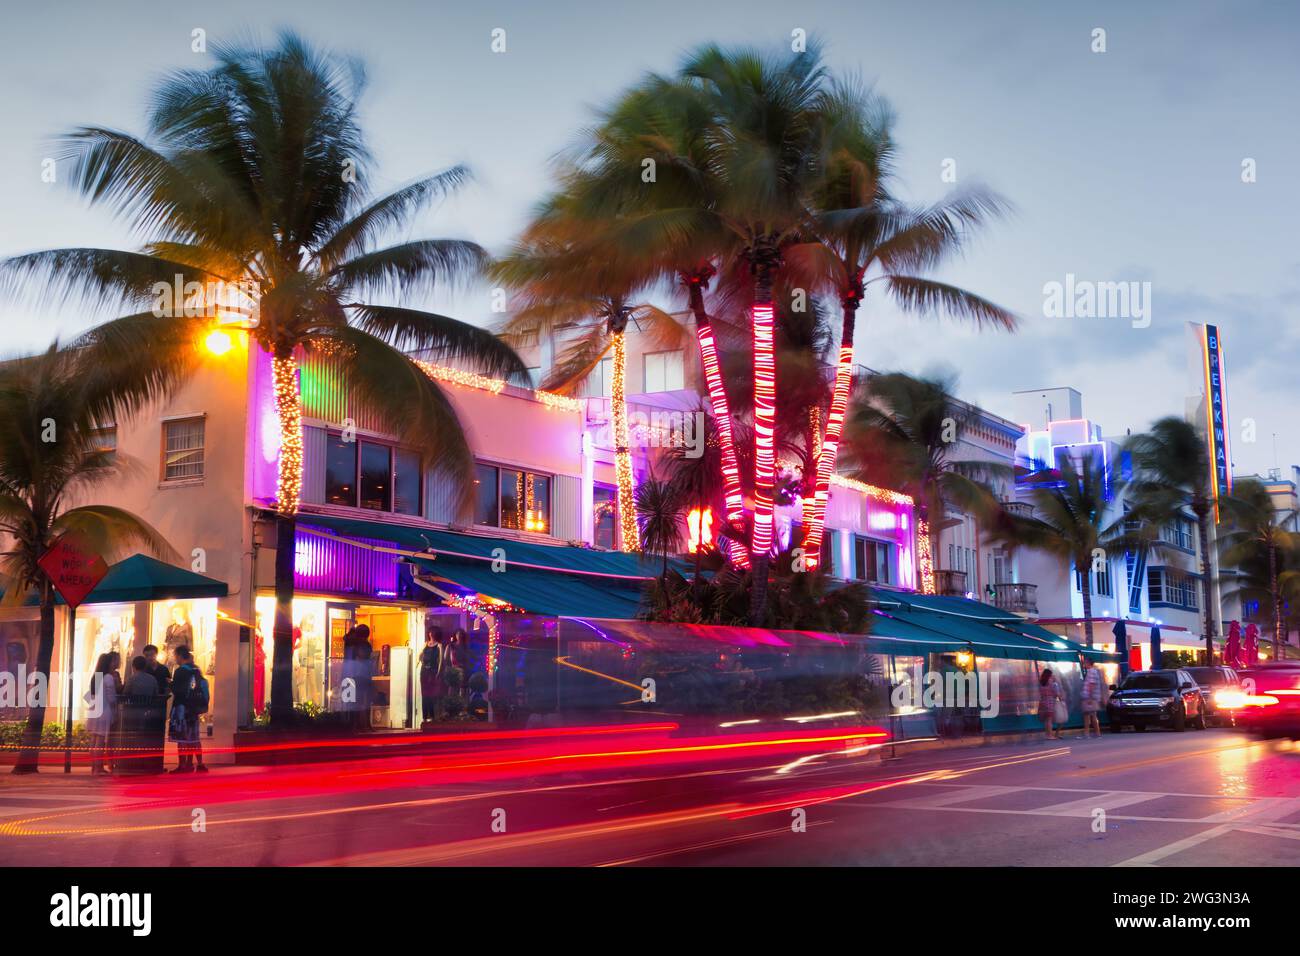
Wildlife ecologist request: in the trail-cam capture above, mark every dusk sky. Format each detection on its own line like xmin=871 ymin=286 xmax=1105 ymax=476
xmin=2 ymin=0 xmax=1297 ymax=477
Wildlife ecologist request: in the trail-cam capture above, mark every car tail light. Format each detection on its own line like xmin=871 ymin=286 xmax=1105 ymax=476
xmin=1215 ymin=689 xmax=1247 ymax=709
xmin=1242 ymin=694 xmax=1280 ymax=707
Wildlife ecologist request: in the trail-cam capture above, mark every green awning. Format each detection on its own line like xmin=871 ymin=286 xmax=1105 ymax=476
xmin=415 ymin=555 xmax=647 ymax=620
xmin=296 ymin=513 xmax=654 ymax=619
xmin=81 ymin=554 xmax=228 ymax=605
xmin=872 ymin=592 xmax=1114 ymax=662
xmin=864 ymin=610 xmax=970 ymax=657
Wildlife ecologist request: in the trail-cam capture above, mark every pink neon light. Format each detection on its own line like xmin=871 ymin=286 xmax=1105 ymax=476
xmin=802 ymin=344 xmax=853 ymax=569
xmin=696 ymin=323 xmax=749 ymax=568
xmin=751 ymin=303 xmax=777 ymax=558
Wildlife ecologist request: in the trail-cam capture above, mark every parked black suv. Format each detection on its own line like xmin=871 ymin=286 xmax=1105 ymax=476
xmin=1107 ymin=669 xmax=1207 ymax=732
xmin=1184 ymin=665 xmax=1241 ymax=727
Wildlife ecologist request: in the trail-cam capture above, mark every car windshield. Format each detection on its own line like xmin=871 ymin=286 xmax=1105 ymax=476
xmin=1121 ymin=674 xmax=1175 ymax=690
xmin=1185 ymin=668 xmax=1226 ymax=686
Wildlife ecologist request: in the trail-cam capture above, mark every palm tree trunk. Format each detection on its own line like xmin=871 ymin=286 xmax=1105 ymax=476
xmin=270 ymin=351 xmax=303 ymax=724
xmin=748 ymin=253 xmax=778 ymax=624
xmin=915 ymin=504 xmax=937 ymax=595
xmin=1269 ymin=532 xmax=1282 ymax=661
xmin=802 ymin=291 xmax=859 ymax=569
xmin=684 ymin=272 xmax=747 ymax=567
xmin=1193 ymin=504 xmax=1216 ymax=665
xmin=12 ymin=586 xmax=56 ymax=774
xmin=1080 ymin=566 xmax=1095 ymax=649
xmin=611 ymin=331 xmax=639 ymax=553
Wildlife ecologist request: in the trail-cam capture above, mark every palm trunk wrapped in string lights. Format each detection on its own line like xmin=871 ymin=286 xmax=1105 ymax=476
xmin=801 ymin=291 xmax=859 ymax=570
xmin=271 ymin=353 xmax=303 ymax=516
xmin=611 ymin=331 xmax=640 ymax=552
xmin=916 ymin=515 xmax=937 ymax=595
xmin=750 ymin=299 xmax=777 ymax=560
xmin=684 ymin=272 xmax=748 ymax=568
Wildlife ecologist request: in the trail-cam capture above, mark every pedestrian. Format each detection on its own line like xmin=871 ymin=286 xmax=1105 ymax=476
xmin=142 ymin=644 xmax=170 ymax=697
xmin=341 ymin=625 xmax=373 ymax=730
xmin=1080 ymin=657 xmax=1106 ymax=738
xmin=85 ymin=652 xmax=121 ymax=776
xmin=169 ymin=646 xmax=208 ymax=773
xmin=419 ymin=626 xmax=446 ymax=726
xmin=123 ymin=655 xmax=160 ymax=696
xmin=1038 ymin=667 xmax=1065 ymax=740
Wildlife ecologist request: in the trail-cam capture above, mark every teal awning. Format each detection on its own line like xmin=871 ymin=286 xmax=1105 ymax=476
xmin=81 ymin=554 xmax=229 ymax=604
xmin=415 ymin=556 xmax=647 ymax=620
xmin=296 ymin=513 xmax=654 ymax=619
xmin=871 ymin=592 xmax=1116 ymax=662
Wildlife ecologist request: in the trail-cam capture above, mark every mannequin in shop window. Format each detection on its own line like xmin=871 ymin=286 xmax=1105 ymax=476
xmin=164 ymin=605 xmax=193 ymax=667
xmin=341 ymin=625 xmax=373 ymax=730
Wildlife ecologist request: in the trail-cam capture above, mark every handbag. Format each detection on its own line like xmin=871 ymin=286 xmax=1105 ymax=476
xmin=1053 ymin=699 xmax=1068 ymax=724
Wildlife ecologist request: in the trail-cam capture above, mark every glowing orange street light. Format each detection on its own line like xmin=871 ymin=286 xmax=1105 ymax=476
xmin=204 ymin=328 xmax=234 ymax=356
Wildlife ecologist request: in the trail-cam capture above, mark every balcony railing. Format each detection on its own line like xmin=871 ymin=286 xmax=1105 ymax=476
xmin=991 ymin=582 xmax=1038 ymax=616
xmin=935 ymin=569 xmax=968 ymax=597
xmin=1003 ymin=501 xmax=1033 ymax=518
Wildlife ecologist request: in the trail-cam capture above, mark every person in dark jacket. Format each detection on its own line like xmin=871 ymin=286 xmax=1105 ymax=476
xmin=142 ymin=644 xmax=170 ymax=697
xmin=169 ymin=646 xmax=207 ymax=773
xmin=123 ymin=655 xmax=160 ymax=697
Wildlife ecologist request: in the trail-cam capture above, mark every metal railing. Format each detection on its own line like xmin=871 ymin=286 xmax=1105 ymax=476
xmin=991 ymin=582 xmax=1038 ymax=616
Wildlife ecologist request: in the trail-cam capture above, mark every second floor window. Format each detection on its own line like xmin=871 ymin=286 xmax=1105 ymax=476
xmin=583 ymin=357 xmax=613 ymax=398
xmin=474 ymin=463 xmax=552 ymax=533
xmin=162 ymin=417 xmax=205 ymax=481
xmin=325 ymin=436 xmax=421 ymax=515
xmin=643 ymin=350 xmax=685 ymax=392
xmin=853 ymin=537 xmax=893 ymax=585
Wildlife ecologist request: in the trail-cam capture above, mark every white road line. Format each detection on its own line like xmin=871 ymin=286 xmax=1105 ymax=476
xmin=1113 ymin=797 xmax=1300 ymax=866
xmin=1030 ymin=791 xmax=1168 ymax=817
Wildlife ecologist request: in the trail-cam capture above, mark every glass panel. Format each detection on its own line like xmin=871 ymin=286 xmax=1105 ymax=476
xmin=593 ymin=485 xmax=616 ymax=549
xmin=164 ymin=418 xmax=204 ymax=480
xmin=359 ymin=442 xmax=392 ymax=511
xmin=393 ymin=448 xmax=421 ymax=516
xmin=473 ymin=463 xmax=499 ymax=526
xmin=324 ymin=435 xmax=357 ymax=506
xmin=528 ymin=474 xmax=551 ymax=534
xmin=500 ymin=469 xmax=524 ymax=530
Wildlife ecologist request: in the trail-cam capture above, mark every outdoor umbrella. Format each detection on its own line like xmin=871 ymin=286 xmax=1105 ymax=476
xmin=1149 ymin=625 xmax=1162 ymax=669
xmin=1112 ymin=619 xmax=1129 ymax=676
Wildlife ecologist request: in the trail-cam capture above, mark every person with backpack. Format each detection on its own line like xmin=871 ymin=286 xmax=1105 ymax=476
xmin=169 ymin=645 xmax=209 ymax=773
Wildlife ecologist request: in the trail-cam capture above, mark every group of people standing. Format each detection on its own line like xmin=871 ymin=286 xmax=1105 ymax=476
xmin=1037 ymin=657 xmax=1108 ymax=740
xmin=418 ymin=625 xmax=474 ymax=723
xmin=84 ymin=643 xmax=207 ymax=775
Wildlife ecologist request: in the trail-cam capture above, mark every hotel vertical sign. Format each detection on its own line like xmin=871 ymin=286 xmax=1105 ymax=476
xmin=1202 ymin=323 xmax=1231 ymax=516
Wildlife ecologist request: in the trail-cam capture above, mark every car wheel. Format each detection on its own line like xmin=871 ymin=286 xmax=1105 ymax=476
xmin=1172 ymin=707 xmax=1186 ymax=731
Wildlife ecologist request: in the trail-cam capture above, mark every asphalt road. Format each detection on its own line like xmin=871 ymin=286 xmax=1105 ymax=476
xmin=3 ymin=726 xmax=1298 ymax=867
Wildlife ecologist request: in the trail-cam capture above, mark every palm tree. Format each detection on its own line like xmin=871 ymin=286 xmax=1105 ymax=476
xmin=0 ymin=348 xmax=177 ymax=773
xmin=679 ymin=43 xmax=832 ymax=621
xmin=0 ymin=34 xmax=524 ymax=723
xmin=986 ymin=455 xmax=1125 ymax=647
xmin=841 ymin=372 xmax=1009 ymax=594
xmin=789 ymin=83 xmax=1016 ymax=567
xmin=545 ymin=75 xmax=751 ymax=549
xmin=493 ymin=216 xmax=686 ymax=553
xmin=1125 ymin=418 xmax=1219 ymax=663
xmin=1218 ymin=478 xmax=1300 ymax=661
xmin=635 ymin=474 xmax=685 ymax=579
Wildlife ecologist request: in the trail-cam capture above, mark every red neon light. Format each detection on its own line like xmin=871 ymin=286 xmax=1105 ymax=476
xmin=751 ymin=302 xmax=777 ymax=558
xmin=801 ymin=344 xmax=854 ymax=568
xmin=696 ymin=323 xmax=749 ymax=569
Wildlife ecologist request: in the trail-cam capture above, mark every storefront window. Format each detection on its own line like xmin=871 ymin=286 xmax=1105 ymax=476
xmin=253 ymin=596 xmax=327 ymax=717
xmin=150 ymin=598 xmax=218 ymax=730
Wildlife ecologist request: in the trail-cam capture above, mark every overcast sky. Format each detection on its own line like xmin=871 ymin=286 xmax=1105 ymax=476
xmin=2 ymin=0 xmax=1297 ymax=477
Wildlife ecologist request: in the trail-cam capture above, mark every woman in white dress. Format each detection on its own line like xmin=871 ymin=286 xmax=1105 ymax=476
xmin=85 ymin=651 xmax=121 ymax=775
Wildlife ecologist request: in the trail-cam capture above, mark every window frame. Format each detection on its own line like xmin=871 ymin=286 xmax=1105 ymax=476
xmin=473 ymin=461 xmax=555 ymax=534
xmin=323 ymin=431 xmax=422 ymax=516
xmin=160 ymin=415 xmax=206 ymax=483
